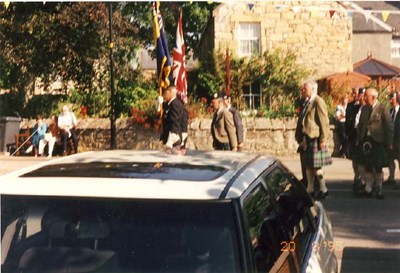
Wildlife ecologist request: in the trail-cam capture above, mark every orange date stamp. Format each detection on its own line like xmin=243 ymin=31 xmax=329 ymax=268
xmin=281 ymin=240 xmax=344 ymax=252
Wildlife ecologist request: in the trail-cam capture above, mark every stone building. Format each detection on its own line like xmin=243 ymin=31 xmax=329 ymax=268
xmin=196 ymin=1 xmax=353 ymax=109
xmin=197 ymin=1 xmax=353 ymax=80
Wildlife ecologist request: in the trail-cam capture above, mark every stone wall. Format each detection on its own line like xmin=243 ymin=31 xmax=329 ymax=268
xmin=20 ymin=118 xmax=337 ymax=156
xmin=211 ymin=1 xmax=352 ymax=79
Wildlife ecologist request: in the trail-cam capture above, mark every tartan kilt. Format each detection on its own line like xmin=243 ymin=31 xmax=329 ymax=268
xmin=356 ymin=137 xmax=389 ymax=168
xmin=304 ymin=138 xmax=333 ymax=168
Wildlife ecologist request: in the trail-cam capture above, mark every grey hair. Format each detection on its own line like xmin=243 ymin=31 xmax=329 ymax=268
xmin=367 ymin=88 xmax=378 ymax=98
xmin=304 ymin=80 xmax=318 ymax=95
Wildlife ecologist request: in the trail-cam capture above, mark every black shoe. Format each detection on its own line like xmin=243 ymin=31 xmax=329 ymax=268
xmin=384 ymin=179 xmax=396 ymax=186
xmin=315 ymin=190 xmax=329 ymax=200
xmin=362 ymin=190 xmax=373 ymax=198
xmin=376 ymin=189 xmax=384 ymax=200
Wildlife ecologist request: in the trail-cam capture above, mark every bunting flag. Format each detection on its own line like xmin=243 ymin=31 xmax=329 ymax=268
xmin=329 ymin=10 xmax=336 ymax=18
xmin=292 ymin=6 xmax=300 ymax=14
xmin=4 ymin=1 xmax=10 ymax=9
xmin=346 ymin=10 xmax=353 ymax=17
xmin=172 ymin=10 xmax=187 ymax=103
xmin=310 ymin=10 xmax=318 ymax=18
xmin=363 ymin=10 xmax=372 ymax=23
xmin=248 ymin=3 xmax=254 ymax=12
xmin=382 ymin=11 xmax=390 ymax=22
xmin=153 ymin=1 xmax=171 ymax=92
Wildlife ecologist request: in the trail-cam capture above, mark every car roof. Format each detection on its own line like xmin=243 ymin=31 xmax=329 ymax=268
xmin=0 ymin=150 xmax=276 ymax=200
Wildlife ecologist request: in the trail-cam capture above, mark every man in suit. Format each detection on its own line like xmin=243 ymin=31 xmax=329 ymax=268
xmin=211 ymin=92 xmax=238 ymax=151
xmin=357 ymin=88 xmax=393 ymax=199
xmin=224 ymin=95 xmax=244 ymax=151
xmin=387 ymin=92 xmax=400 ymax=187
xmin=345 ymin=87 xmax=365 ymax=189
xmin=159 ymin=86 xmax=185 ymax=152
xmin=295 ymin=80 xmax=332 ymax=200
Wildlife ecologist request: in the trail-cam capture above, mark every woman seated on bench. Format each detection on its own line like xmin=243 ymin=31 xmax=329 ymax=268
xmin=39 ymin=115 xmax=60 ymax=158
xmin=26 ymin=115 xmax=47 ymax=157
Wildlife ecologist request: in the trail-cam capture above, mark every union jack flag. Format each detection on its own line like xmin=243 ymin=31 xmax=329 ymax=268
xmin=153 ymin=1 xmax=171 ymax=90
xmin=172 ymin=10 xmax=187 ymax=103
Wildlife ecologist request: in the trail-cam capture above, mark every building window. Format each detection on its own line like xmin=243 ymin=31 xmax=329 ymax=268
xmin=238 ymin=23 xmax=261 ymax=57
xmin=391 ymin=38 xmax=400 ymax=58
xmin=243 ymin=80 xmax=262 ymax=111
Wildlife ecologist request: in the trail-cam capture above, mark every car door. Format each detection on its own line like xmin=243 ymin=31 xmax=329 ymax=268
xmin=261 ymin=164 xmax=316 ymax=272
xmin=242 ymin=182 xmax=299 ymax=273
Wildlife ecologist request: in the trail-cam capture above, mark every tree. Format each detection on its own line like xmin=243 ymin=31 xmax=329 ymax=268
xmin=121 ymin=1 xmax=216 ymax=57
xmin=0 ymin=2 xmax=139 ymax=116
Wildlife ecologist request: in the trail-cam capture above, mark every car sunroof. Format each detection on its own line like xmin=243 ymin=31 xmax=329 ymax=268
xmin=20 ymin=162 xmax=229 ymax=181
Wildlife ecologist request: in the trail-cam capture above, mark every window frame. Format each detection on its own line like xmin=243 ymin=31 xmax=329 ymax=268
xmin=238 ymin=22 xmax=261 ymax=57
xmin=391 ymin=38 xmax=400 ymax=58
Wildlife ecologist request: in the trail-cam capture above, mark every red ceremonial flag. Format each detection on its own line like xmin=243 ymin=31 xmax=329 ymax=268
xmin=172 ymin=10 xmax=187 ymax=103
xmin=226 ymin=48 xmax=231 ymax=97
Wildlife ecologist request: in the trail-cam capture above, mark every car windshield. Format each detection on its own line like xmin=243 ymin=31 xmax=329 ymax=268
xmin=19 ymin=162 xmax=229 ymax=181
xmin=1 ymin=195 xmax=239 ymax=273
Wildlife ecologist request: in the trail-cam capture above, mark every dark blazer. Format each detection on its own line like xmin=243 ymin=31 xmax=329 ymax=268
xmin=228 ymin=106 xmax=244 ymax=144
xmin=211 ymin=107 xmax=238 ymax=149
xmin=181 ymin=103 xmax=188 ymax=134
xmin=295 ymin=95 xmax=330 ymax=143
xmin=160 ymin=98 xmax=184 ymax=145
xmin=391 ymin=107 xmax=400 ymax=153
xmin=345 ymin=100 xmax=361 ymax=141
xmin=357 ymin=101 xmax=393 ymax=145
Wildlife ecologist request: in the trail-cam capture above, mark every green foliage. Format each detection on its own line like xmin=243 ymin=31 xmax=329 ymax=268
xmin=260 ymin=49 xmax=310 ymax=111
xmin=0 ymin=2 xmax=139 ymax=118
xmin=23 ymin=95 xmax=67 ymax=119
xmin=121 ymin=2 xmax=215 ymax=56
xmin=194 ymin=51 xmax=224 ymax=98
xmin=195 ymin=48 xmax=309 ymax=116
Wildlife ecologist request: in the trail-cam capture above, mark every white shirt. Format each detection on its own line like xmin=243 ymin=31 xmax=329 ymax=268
xmin=335 ymin=104 xmax=346 ymax=123
xmin=58 ymin=111 xmax=77 ymax=130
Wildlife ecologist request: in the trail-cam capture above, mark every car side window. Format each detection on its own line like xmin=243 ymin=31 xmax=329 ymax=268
xmin=244 ymin=185 xmax=298 ymax=273
xmin=263 ymin=167 xmax=313 ymax=264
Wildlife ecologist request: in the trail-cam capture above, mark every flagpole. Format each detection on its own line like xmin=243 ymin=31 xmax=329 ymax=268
xmin=226 ymin=48 xmax=231 ymax=97
xmin=109 ymin=2 xmax=117 ymax=149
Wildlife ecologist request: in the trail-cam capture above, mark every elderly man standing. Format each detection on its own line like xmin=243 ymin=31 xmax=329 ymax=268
xmin=224 ymin=95 xmax=244 ymax=151
xmin=211 ymin=92 xmax=238 ymax=151
xmin=295 ymin=80 xmax=332 ymax=199
xmin=386 ymin=92 xmax=400 ymax=187
xmin=357 ymin=88 xmax=393 ymax=199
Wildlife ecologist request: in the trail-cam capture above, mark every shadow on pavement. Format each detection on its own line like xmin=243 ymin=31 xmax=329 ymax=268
xmin=340 ymin=247 xmax=400 ymax=273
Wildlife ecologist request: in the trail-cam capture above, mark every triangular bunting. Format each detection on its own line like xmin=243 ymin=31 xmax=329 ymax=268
xmin=311 ymin=10 xmax=318 ymax=18
xmin=292 ymin=6 xmax=300 ymax=14
xmin=329 ymin=10 xmax=336 ymax=18
xmin=275 ymin=5 xmax=282 ymax=11
xmin=382 ymin=11 xmax=390 ymax=22
xmin=4 ymin=1 xmax=10 ymax=9
xmin=363 ymin=10 xmax=372 ymax=23
xmin=248 ymin=3 xmax=254 ymax=11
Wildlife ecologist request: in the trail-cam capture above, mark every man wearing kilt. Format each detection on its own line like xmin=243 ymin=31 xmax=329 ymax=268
xmin=295 ymin=80 xmax=332 ymax=199
xmin=357 ymin=88 xmax=393 ymax=199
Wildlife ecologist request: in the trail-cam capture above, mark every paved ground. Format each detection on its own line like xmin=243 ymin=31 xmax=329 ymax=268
xmin=1 ymin=153 xmax=400 ymax=273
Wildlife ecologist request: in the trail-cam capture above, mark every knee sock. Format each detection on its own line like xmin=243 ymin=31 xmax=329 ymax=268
xmin=316 ymin=169 xmax=328 ymax=193
xmin=306 ymin=168 xmax=315 ymax=193
xmin=364 ymin=172 xmax=374 ymax=193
